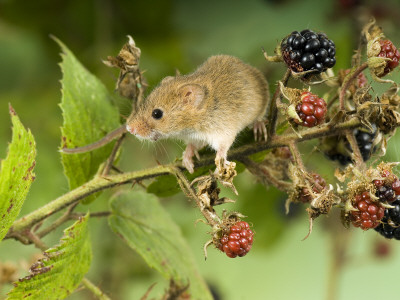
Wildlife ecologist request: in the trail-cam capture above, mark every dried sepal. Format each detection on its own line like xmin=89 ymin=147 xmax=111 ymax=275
xmin=262 ymin=47 xmax=283 ymax=63
xmin=103 ymin=35 xmax=147 ymax=109
xmin=214 ymin=158 xmax=238 ymax=195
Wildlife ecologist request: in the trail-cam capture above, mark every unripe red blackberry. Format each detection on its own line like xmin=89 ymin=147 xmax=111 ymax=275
xmin=350 ymin=191 xmax=385 ymax=230
xmin=295 ymin=91 xmax=327 ymax=127
xmin=373 ymin=170 xmax=399 ymax=203
xmin=392 ymin=179 xmax=400 ymax=195
xmin=377 ymin=39 xmax=400 ymax=77
xmin=299 ymin=173 xmax=327 ymax=203
xmin=217 ymin=221 xmax=254 ymax=258
xmin=281 ymin=29 xmax=336 ymax=74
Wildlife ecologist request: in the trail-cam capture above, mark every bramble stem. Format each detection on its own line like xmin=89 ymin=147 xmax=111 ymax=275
xmin=288 ymin=141 xmax=306 ymax=171
xmin=267 ymin=69 xmax=291 ymax=139
xmin=344 ymin=129 xmax=366 ymax=169
xmin=339 ymin=62 xmax=368 ymax=111
xmin=7 ymin=165 xmax=171 ymax=235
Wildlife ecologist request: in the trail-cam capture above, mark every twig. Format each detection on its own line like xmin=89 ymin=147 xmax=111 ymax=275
xmin=35 ymin=202 xmax=79 ymax=238
xmin=102 ymin=132 xmax=126 ymax=175
xmin=25 ymin=231 xmax=47 ymax=251
xmin=339 ymin=62 xmax=368 ymax=111
xmin=70 ymin=211 xmax=112 ymax=220
xmin=288 ymin=141 xmax=306 ymax=171
xmin=267 ymin=69 xmax=291 ymax=138
xmin=344 ymin=129 xmax=366 ymax=169
xmin=81 ymin=278 xmax=111 ymax=300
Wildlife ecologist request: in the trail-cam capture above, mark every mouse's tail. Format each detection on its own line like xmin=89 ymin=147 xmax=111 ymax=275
xmin=60 ymin=125 xmax=127 ymax=154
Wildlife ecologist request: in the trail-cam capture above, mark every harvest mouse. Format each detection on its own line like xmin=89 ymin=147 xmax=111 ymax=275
xmin=126 ymin=55 xmax=270 ymax=173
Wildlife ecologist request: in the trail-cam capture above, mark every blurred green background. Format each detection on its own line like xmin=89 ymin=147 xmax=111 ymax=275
xmin=1 ymin=0 xmax=400 ymax=299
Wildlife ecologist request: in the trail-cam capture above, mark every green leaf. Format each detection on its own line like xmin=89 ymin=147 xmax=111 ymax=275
xmin=147 ymin=175 xmax=180 ymax=197
xmin=7 ymin=214 xmax=92 ymax=300
xmin=108 ymin=191 xmax=213 ymax=300
xmin=56 ymin=38 xmax=121 ymax=203
xmin=0 ymin=106 xmax=36 ymax=242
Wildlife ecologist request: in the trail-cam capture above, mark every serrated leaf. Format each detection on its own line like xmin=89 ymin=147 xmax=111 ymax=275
xmin=0 ymin=106 xmax=36 ymax=242
xmin=108 ymin=191 xmax=213 ymax=300
xmin=56 ymin=38 xmax=121 ymax=203
xmin=7 ymin=214 xmax=92 ymax=299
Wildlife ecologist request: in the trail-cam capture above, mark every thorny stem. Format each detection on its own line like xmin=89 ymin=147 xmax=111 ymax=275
xmin=344 ymin=129 xmax=366 ymax=169
xmin=6 ymin=117 xmax=364 ymax=238
xmin=267 ymin=69 xmax=291 ymax=139
xmin=172 ymin=168 xmax=219 ymax=226
xmin=288 ymin=141 xmax=306 ymax=171
xmin=6 ymin=165 xmax=171 ymax=237
xmin=339 ymin=62 xmax=368 ymax=111
xmin=81 ymin=278 xmax=112 ymax=300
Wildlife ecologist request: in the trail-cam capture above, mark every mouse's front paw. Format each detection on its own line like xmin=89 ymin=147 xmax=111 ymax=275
xmin=182 ymin=156 xmax=195 ymax=174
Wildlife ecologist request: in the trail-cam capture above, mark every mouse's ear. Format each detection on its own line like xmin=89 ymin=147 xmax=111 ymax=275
xmin=179 ymin=84 xmax=207 ymax=108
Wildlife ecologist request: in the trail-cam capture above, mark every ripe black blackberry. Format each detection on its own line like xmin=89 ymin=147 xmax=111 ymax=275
xmin=281 ymin=29 xmax=336 ymax=74
xmin=323 ymin=125 xmax=378 ymax=166
xmin=348 ymin=125 xmax=378 ymax=162
xmin=374 ymin=197 xmax=400 ymax=240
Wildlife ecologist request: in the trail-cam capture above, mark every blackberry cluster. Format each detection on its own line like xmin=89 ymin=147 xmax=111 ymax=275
xmin=218 ymin=221 xmax=254 ymax=258
xmin=324 ymin=125 xmax=378 ymax=166
xmin=350 ymin=191 xmax=385 ymax=230
xmin=299 ymin=173 xmax=327 ymax=203
xmin=377 ymin=39 xmax=400 ymax=77
xmin=281 ymin=29 xmax=336 ymax=74
xmin=295 ymin=91 xmax=327 ymax=127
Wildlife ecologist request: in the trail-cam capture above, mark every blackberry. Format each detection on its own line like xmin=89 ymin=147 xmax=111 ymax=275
xmin=323 ymin=125 xmax=378 ymax=166
xmin=217 ymin=221 xmax=254 ymax=258
xmin=281 ymin=29 xmax=336 ymax=74
xmin=295 ymin=91 xmax=327 ymax=127
xmin=373 ymin=170 xmax=398 ymax=203
xmin=349 ymin=125 xmax=378 ymax=162
xmin=374 ymin=198 xmax=400 ymax=240
xmin=350 ymin=191 xmax=385 ymax=230
xmin=377 ymin=39 xmax=400 ymax=77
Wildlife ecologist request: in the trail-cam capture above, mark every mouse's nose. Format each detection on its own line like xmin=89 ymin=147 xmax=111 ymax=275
xmin=126 ymin=124 xmax=136 ymax=135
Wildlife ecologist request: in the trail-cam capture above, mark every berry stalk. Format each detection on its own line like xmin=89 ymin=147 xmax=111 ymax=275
xmin=339 ymin=62 xmax=368 ymax=111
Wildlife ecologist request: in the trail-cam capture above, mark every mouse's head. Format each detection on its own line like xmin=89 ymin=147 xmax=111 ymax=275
xmin=126 ymin=76 xmax=208 ymax=141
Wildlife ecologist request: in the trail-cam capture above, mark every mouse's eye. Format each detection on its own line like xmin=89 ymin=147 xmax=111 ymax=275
xmin=152 ymin=108 xmax=163 ymax=120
